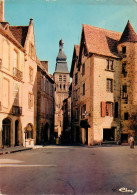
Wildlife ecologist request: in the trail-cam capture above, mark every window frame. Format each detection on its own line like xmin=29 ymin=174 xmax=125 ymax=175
xmin=106 ymin=78 xmax=113 ymax=93
xmin=106 ymin=59 xmax=114 ymax=71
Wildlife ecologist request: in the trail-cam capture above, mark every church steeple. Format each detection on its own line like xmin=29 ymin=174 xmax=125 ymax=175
xmin=0 ymin=0 xmax=5 ymax=22
xmin=55 ymin=39 xmax=69 ymax=73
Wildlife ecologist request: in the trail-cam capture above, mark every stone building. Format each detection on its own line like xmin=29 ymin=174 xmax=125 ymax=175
xmin=62 ymin=89 xmax=71 ymax=143
xmin=70 ymin=21 xmax=137 ymax=145
xmin=0 ymin=4 xmax=25 ymax=148
xmin=37 ymin=60 xmax=55 ymax=145
xmin=0 ymin=0 xmax=37 ymax=148
xmin=54 ymin=39 xmax=70 ymax=137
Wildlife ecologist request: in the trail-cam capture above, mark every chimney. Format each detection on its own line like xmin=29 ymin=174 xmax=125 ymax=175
xmin=41 ymin=61 xmax=48 ymax=72
xmin=0 ymin=0 xmax=5 ymax=22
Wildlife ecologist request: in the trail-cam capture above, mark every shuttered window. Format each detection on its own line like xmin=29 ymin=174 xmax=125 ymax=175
xmin=101 ymin=102 xmax=106 ymax=117
xmin=101 ymin=102 xmax=113 ymax=117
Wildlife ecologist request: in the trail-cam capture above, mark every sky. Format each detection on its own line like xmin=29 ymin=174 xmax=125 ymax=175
xmin=5 ymin=0 xmax=137 ymax=75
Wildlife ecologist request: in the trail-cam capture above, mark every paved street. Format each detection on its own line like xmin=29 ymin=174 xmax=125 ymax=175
xmin=0 ymin=145 xmax=137 ymax=195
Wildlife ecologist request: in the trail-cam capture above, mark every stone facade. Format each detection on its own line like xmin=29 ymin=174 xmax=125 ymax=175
xmin=37 ymin=60 xmax=55 ymax=145
xmin=0 ymin=22 xmax=25 ymax=148
xmin=0 ymin=0 xmax=39 ymax=148
xmin=71 ymin=21 xmax=137 ymax=145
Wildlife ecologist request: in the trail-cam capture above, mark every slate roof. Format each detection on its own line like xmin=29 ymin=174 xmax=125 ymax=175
xmin=56 ymin=49 xmax=67 ymax=61
xmin=119 ymin=20 xmax=137 ymax=43
xmin=9 ymin=26 xmax=29 ymax=47
xmin=70 ymin=45 xmax=80 ymax=77
xmin=83 ymin=24 xmax=122 ymax=58
xmin=55 ymin=39 xmax=69 ymax=73
xmin=55 ymin=61 xmax=69 ymax=73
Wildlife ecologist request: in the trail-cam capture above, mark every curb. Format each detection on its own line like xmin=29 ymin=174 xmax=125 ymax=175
xmin=0 ymin=148 xmax=32 ymax=155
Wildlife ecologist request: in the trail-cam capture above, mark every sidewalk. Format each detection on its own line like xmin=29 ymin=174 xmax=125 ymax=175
xmin=0 ymin=146 xmax=32 ymax=155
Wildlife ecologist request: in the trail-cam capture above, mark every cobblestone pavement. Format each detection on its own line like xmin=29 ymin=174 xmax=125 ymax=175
xmin=0 ymin=146 xmax=137 ymax=195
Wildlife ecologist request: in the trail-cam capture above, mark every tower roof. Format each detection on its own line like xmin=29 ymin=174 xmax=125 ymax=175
xmin=55 ymin=39 xmax=69 ymax=73
xmin=119 ymin=20 xmax=137 ymax=43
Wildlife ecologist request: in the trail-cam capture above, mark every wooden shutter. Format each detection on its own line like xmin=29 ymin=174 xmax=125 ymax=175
xmin=101 ymin=102 xmax=106 ymax=117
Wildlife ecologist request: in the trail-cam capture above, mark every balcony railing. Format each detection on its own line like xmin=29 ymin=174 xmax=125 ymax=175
xmin=12 ymin=105 xmax=22 ymax=115
xmin=13 ymin=67 xmax=23 ymax=80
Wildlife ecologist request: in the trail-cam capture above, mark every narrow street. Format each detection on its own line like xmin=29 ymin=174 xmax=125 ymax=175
xmin=0 ymin=146 xmax=137 ymax=195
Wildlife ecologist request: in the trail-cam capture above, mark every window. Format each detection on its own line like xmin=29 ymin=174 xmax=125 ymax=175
xmin=82 ymin=63 xmax=85 ymax=76
xmin=81 ymin=104 xmax=86 ymax=119
xmin=63 ymin=75 xmax=66 ymax=82
xmin=29 ymin=67 xmax=33 ymax=83
xmin=122 ymin=85 xmax=127 ymax=98
xmin=124 ymin=112 xmax=128 ymax=120
xmin=106 ymin=102 xmax=113 ymax=116
xmin=59 ymin=75 xmax=62 ymax=81
xmin=106 ymin=79 xmax=113 ymax=92
xmin=63 ymin=84 xmax=65 ymax=90
xmin=75 ymin=73 xmax=78 ymax=85
xmin=60 ymin=84 xmax=62 ymax=90
xmin=83 ymin=83 xmax=85 ymax=95
xmin=28 ymin=93 xmax=33 ymax=109
xmin=122 ymin=62 xmax=126 ymax=73
xmin=122 ymin=46 xmax=126 ymax=54
xmin=122 ymin=62 xmax=127 ymax=77
xmin=106 ymin=60 xmax=114 ymax=71
xmin=101 ymin=102 xmax=113 ymax=117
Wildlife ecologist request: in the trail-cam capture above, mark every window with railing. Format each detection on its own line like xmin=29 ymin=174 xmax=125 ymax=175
xmin=12 ymin=105 xmax=22 ymax=115
xmin=13 ymin=67 xmax=23 ymax=80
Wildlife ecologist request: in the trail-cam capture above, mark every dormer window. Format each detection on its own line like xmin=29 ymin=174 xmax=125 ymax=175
xmin=122 ymin=46 xmax=126 ymax=54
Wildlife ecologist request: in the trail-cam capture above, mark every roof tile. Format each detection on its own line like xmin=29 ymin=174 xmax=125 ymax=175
xmin=83 ymin=24 xmax=122 ymax=58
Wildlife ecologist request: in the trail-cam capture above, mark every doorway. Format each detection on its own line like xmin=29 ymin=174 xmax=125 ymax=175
xmin=15 ymin=120 xmax=19 ymax=146
xmin=2 ymin=118 xmax=11 ymax=146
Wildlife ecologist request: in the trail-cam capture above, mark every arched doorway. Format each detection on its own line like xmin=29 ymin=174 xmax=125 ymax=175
xmin=43 ymin=123 xmax=49 ymax=144
xmin=15 ymin=120 xmax=19 ymax=146
xmin=26 ymin=123 xmax=33 ymax=139
xmin=2 ymin=118 xmax=11 ymax=147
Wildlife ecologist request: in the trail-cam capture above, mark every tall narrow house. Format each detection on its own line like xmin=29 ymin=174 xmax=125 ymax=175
xmin=54 ymin=39 xmax=70 ymax=137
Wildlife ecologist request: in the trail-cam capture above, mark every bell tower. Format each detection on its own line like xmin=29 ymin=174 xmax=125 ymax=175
xmin=54 ymin=39 xmax=70 ymax=137
xmin=0 ymin=0 xmax=5 ymax=22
